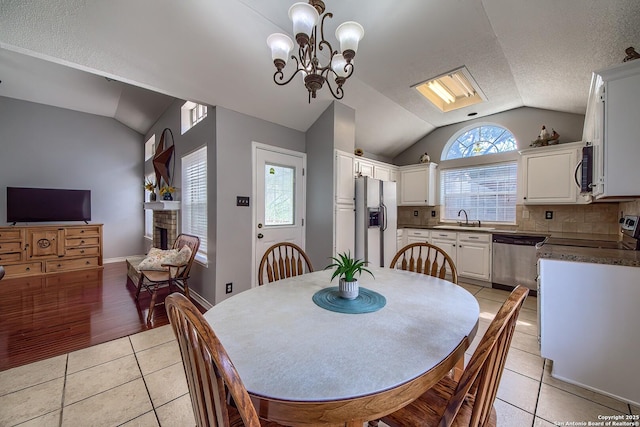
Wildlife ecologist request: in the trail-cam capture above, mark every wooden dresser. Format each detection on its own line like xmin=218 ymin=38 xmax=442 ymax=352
xmin=0 ymin=224 xmax=103 ymax=279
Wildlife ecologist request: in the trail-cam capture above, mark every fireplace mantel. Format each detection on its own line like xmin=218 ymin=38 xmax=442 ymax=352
xmin=144 ymin=201 xmax=180 ymax=211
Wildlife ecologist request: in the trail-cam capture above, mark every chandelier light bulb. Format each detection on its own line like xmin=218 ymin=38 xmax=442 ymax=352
xmin=335 ymin=21 xmax=364 ymax=62
xmin=267 ymin=33 xmax=294 ymax=70
xmin=288 ymin=2 xmax=319 ymax=46
xmin=331 ymin=53 xmax=349 ymax=78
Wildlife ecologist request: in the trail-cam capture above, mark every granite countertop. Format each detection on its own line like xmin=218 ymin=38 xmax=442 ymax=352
xmin=400 ymin=225 xmax=640 ymax=267
xmin=537 ymin=244 xmax=640 ymax=267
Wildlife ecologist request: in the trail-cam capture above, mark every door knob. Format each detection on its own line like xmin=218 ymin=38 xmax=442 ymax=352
xmin=257 ymin=233 xmax=264 ymax=239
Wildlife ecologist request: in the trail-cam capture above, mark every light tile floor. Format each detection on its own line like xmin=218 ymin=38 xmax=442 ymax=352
xmin=1 ymin=284 xmax=638 ymax=426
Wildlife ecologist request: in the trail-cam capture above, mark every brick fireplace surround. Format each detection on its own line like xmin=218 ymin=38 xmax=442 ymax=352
xmin=153 ymin=210 xmax=177 ymax=249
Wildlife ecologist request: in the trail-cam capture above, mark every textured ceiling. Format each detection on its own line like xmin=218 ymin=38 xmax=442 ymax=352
xmin=0 ymin=0 xmax=639 ymax=158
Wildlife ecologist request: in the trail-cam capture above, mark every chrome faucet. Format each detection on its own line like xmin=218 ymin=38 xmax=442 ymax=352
xmin=458 ymin=209 xmax=469 ymax=225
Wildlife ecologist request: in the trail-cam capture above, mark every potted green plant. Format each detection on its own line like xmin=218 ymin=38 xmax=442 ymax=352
xmin=326 ymin=251 xmax=374 ymax=300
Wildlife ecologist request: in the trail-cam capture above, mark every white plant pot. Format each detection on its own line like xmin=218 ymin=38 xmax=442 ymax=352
xmin=339 ymin=278 xmax=359 ymax=300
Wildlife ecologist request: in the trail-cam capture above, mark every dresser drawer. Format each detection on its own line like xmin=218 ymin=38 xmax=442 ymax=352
xmin=66 ymin=226 xmax=101 ymax=238
xmin=65 ymin=246 xmax=100 ymax=257
xmin=0 ymin=252 xmax=22 ymax=263
xmin=65 ymin=237 xmax=100 ymax=248
xmin=0 ymin=230 xmax=22 ymax=241
xmin=0 ymin=241 xmax=22 ymax=253
xmin=46 ymin=257 xmax=100 ymax=273
xmin=5 ymin=262 xmax=43 ymax=277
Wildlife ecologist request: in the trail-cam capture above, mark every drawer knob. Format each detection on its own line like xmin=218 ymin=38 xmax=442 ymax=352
xmin=86 ymin=261 xmax=90 ymax=265
xmin=80 ymin=230 xmax=85 ymax=233
xmin=26 ymin=267 xmax=30 ymax=271
xmin=81 ymin=240 xmax=85 ymax=244
xmin=57 ymin=264 xmax=62 ymax=267
xmin=80 ymin=250 xmax=85 ymax=254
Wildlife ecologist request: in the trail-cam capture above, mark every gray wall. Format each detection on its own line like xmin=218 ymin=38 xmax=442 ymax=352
xmin=393 ymin=107 xmax=585 ymax=165
xmin=306 ymin=101 xmax=356 ymax=269
xmin=0 ymin=96 xmax=145 ymax=258
xmin=144 ymin=99 xmax=216 ymax=302
xmin=215 ymin=107 xmax=305 ymax=303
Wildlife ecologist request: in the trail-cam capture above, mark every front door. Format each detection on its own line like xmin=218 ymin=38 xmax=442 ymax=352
xmin=253 ymin=143 xmax=306 ymax=286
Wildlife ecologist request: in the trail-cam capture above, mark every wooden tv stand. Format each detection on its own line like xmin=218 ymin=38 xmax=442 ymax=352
xmin=0 ymin=224 xmax=103 ymax=279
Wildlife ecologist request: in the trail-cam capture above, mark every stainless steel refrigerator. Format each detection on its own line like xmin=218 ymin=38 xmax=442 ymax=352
xmin=355 ymin=176 xmax=397 ymax=268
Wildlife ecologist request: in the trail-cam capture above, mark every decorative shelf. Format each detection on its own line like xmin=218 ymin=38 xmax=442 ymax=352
xmin=143 ymin=201 xmax=180 ymax=211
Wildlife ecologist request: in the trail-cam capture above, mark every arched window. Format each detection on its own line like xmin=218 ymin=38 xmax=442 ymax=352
xmin=440 ymin=124 xmax=518 ymax=224
xmin=444 ymin=124 xmax=516 ymax=159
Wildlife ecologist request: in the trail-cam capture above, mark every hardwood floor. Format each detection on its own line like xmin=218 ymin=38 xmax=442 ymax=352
xmin=0 ymin=262 xmax=204 ymax=371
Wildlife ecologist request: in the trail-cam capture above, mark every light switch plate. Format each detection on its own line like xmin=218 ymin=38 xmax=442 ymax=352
xmin=237 ymin=196 xmax=250 ymax=207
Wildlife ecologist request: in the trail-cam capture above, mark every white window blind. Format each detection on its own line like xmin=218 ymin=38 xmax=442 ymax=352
xmin=440 ymin=162 xmax=517 ymax=223
xmin=181 ymin=147 xmax=208 ymax=261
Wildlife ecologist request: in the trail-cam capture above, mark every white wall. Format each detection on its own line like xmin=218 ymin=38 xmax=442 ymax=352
xmin=0 ymin=96 xmax=146 ymax=258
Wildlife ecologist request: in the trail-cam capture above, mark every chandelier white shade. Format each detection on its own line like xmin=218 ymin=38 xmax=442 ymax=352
xmin=267 ymin=0 xmax=364 ymax=102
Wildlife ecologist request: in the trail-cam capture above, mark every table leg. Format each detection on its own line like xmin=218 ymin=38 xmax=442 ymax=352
xmin=452 ymin=354 xmax=464 ymax=381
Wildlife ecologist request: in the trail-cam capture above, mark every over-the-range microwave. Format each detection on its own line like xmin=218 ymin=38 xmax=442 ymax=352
xmin=579 ymin=144 xmax=593 ymax=193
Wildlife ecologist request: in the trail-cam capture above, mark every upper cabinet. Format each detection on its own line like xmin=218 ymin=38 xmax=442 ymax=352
xmin=520 ymin=142 xmax=586 ymax=204
xmin=354 ymin=157 xmax=398 ymax=182
xmin=584 ymin=59 xmax=640 ymax=199
xmin=398 ymin=163 xmax=438 ymax=206
xmin=335 ymin=150 xmax=355 ymax=205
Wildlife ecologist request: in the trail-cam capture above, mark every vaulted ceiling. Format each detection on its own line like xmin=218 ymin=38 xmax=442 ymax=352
xmin=1 ymin=0 xmax=639 ymax=158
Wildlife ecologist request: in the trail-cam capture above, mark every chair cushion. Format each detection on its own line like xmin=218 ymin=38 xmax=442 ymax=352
xmin=138 ymin=246 xmax=192 ymax=274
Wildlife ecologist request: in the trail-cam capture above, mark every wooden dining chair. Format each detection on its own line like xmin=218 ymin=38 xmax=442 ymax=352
xmin=370 ymin=285 xmax=529 ymax=427
xmin=136 ymin=233 xmax=200 ymax=323
xmin=166 ymin=293 xmax=284 ymax=427
xmin=0 ymin=265 xmax=4 ymax=280
xmin=390 ymin=242 xmax=458 ymax=284
xmin=258 ymin=242 xmax=313 ymax=286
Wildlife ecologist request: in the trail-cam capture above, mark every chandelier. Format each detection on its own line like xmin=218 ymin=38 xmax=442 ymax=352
xmin=267 ymin=1 xmax=364 ymax=103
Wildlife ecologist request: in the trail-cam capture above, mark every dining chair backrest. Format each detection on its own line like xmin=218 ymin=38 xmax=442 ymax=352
xmin=389 ymin=243 xmax=458 ymax=284
xmin=258 ymin=242 xmax=314 ymax=286
xmin=171 ymin=234 xmax=200 ymax=280
xmin=441 ymin=285 xmax=529 ymax=426
xmin=166 ymin=293 xmax=262 ymax=427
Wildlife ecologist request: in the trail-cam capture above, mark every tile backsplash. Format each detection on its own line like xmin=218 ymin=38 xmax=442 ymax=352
xmin=398 ymin=203 xmax=623 ymax=235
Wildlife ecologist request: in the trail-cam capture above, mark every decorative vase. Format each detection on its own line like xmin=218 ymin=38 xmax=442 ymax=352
xmin=339 ymin=278 xmax=359 ymax=300
xmin=163 ymin=193 xmax=173 ymax=201
xmin=150 ymin=192 xmax=157 ymax=202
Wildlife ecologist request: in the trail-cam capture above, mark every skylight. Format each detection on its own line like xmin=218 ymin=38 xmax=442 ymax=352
xmin=413 ymin=66 xmax=485 ymax=112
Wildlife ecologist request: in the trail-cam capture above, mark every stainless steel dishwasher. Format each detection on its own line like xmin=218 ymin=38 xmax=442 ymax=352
xmin=492 ymin=233 xmax=546 ymax=296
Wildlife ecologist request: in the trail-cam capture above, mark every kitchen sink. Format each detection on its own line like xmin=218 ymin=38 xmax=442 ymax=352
xmin=432 ymin=225 xmax=496 ymax=231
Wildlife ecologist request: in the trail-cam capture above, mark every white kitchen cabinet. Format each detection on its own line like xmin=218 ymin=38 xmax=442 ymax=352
xmin=397 ymin=229 xmax=405 ymax=252
xmin=334 ymin=204 xmax=355 ymax=256
xmin=584 ymin=59 xmax=640 ymax=199
xmin=374 ymin=164 xmax=391 ymax=182
xmin=539 ymin=259 xmax=640 ymax=405
xmin=335 ymin=150 xmax=355 ymax=205
xmin=355 ymin=159 xmax=374 ymax=178
xmin=456 ymin=232 xmax=491 ymax=281
xmin=398 ymin=163 xmax=437 ymax=206
xmin=406 ymin=229 xmax=430 ymax=245
xmin=430 ymin=230 xmax=457 ymax=266
xmin=334 ymin=150 xmax=355 ymax=257
xmin=520 ymin=142 xmax=584 ymax=204
xmin=355 ymin=158 xmax=397 ymax=182
xmin=390 ymin=168 xmax=398 ymax=183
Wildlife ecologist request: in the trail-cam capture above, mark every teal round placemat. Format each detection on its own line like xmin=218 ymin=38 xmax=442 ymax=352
xmin=312 ymin=287 xmax=386 ymax=314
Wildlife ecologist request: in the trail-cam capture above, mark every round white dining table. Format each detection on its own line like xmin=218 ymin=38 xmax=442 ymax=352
xmin=203 ymin=266 xmax=479 ymax=426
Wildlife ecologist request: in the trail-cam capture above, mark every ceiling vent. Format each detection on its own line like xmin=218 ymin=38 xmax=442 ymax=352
xmin=413 ymin=66 xmax=486 ymax=112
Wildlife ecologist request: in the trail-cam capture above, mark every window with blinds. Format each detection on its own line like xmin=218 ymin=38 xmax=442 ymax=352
xmin=440 ymin=162 xmax=517 ymax=223
xmin=181 ymin=146 xmax=207 ymax=262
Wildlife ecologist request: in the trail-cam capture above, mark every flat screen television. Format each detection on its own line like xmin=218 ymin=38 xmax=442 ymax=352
xmin=6 ymin=187 xmax=91 ymax=223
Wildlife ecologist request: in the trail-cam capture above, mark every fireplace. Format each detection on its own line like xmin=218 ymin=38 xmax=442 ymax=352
xmin=153 ymin=210 xmax=177 ymax=249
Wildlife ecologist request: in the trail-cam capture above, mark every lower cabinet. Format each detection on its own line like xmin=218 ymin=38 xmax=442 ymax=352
xmin=430 ymin=231 xmax=458 ymax=267
xmin=456 ymin=233 xmax=491 ymax=281
xmin=0 ymin=224 xmax=103 ymax=279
